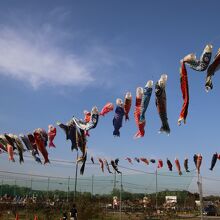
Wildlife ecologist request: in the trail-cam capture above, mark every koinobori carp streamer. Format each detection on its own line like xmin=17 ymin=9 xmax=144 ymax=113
xmin=73 ymin=106 xmax=99 ymax=131
xmin=113 ymin=98 xmax=125 ymax=137
xmin=184 ymin=158 xmax=190 ymax=172
xmin=155 ymin=74 xmax=170 ymax=134
xmin=166 ymin=159 xmax=173 ymax=171
xmin=175 ymin=158 xmax=182 ymax=176
xmin=57 ymin=119 xmax=78 ymax=151
xmin=48 ymin=125 xmax=57 ymax=148
xmin=124 ymin=92 xmax=132 ymax=121
xmin=206 ymin=48 xmax=220 ymax=91
xmin=184 ymin=44 xmax=212 ymax=71
xmin=139 ymin=80 xmax=153 ymax=137
xmin=210 ymin=152 xmax=218 ymax=171
xmin=100 ymin=102 xmax=114 ymax=116
xmin=134 ymin=87 xmax=144 ymax=138
xmin=178 ymin=61 xmax=189 ymax=126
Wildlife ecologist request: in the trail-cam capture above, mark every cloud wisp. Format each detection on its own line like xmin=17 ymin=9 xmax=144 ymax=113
xmin=0 ymin=26 xmax=110 ymax=89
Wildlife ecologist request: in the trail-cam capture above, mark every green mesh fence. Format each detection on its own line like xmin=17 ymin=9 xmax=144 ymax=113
xmin=0 ymin=165 xmax=196 ymax=197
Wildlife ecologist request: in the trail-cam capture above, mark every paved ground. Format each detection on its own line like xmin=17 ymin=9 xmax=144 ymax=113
xmin=180 ymin=218 xmax=220 ymax=220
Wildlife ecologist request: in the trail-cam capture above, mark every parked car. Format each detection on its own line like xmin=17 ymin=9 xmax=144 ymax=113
xmin=203 ymin=205 xmax=217 ymax=216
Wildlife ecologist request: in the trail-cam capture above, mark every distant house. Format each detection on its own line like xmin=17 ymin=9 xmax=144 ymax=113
xmin=195 ymin=200 xmax=201 ymax=207
xmin=164 ymin=196 xmax=177 ymax=209
xmin=165 ymin=196 xmax=177 ymax=204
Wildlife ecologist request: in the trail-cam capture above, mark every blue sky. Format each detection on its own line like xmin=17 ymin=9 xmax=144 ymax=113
xmin=1 ymin=0 xmax=220 ymax=194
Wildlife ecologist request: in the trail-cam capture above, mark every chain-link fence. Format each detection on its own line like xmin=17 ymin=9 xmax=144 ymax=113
xmin=0 ymin=167 xmax=195 ymax=197
xmin=1 ymin=153 xmax=220 ymax=200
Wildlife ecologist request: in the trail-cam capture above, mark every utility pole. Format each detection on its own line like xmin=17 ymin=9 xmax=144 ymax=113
xmin=197 ymin=174 xmax=203 ymax=220
xmin=91 ymin=175 xmax=94 ymax=198
xmin=120 ymin=173 xmax=122 ymax=220
xmin=155 ymin=169 xmax=158 ymax=211
xmin=67 ymin=176 xmax=70 ymax=202
xmin=14 ymin=179 xmax=16 ymax=197
xmin=74 ymin=151 xmax=79 ymax=201
xmin=30 ymin=176 xmax=32 ymax=196
xmin=47 ymin=177 xmax=50 ymax=199
xmin=1 ymin=179 xmax=3 ymax=197
xmin=113 ymin=171 xmax=116 ymax=190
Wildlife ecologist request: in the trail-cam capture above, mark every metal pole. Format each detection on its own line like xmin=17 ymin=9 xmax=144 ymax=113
xmin=67 ymin=176 xmax=70 ymax=202
xmin=47 ymin=177 xmax=50 ymax=198
xmin=30 ymin=176 xmax=32 ymax=196
xmin=197 ymin=173 xmax=203 ymax=220
xmin=74 ymin=151 xmax=79 ymax=201
xmin=120 ymin=173 xmax=122 ymax=220
xmin=156 ymin=169 xmax=158 ymax=211
xmin=1 ymin=179 xmax=3 ymax=197
xmin=14 ymin=179 xmax=16 ymax=197
xmin=91 ymin=175 xmax=94 ymax=198
xmin=200 ymin=176 xmax=204 ymax=220
xmin=113 ymin=171 xmax=116 ymax=190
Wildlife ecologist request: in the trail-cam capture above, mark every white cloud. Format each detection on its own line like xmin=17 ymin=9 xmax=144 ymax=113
xmin=0 ymin=26 xmax=102 ymax=89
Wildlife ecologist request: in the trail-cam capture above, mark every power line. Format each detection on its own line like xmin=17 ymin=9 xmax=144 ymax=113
xmin=2 ymin=153 xmax=220 ymax=183
xmin=0 ymin=152 xmax=197 ymax=177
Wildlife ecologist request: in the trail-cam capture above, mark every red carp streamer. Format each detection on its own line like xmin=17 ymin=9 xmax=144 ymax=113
xmin=124 ymin=92 xmax=132 ymax=121
xmin=134 ymin=87 xmax=145 ymax=138
xmin=157 ymin=159 xmax=163 ymax=168
xmin=178 ymin=61 xmax=189 ymax=126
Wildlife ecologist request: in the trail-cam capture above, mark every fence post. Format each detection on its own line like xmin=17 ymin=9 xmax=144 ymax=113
xmin=155 ymin=169 xmax=158 ymax=211
xmin=91 ymin=175 xmax=94 ymax=198
xmin=30 ymin=176 xmax=32 ymax=196
xmin=67 ymin=176 xmax=70 ymax=202
xmin=120 ymin=173 xmax=123 ymax=220
xmin=1 ymin=179 xmax=3 ymax=197
xmin=113 ymin=171 xmax=116 ymax=190
xmin=14 ymin=179 xmax=16 ymax=197
xmin=74 ymin=151 xmax=79 ymax=201
xmin=197 ymin=174 xmax=203 ymax=220
xmin=47 ymin=177 xmax=50 ymax=199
